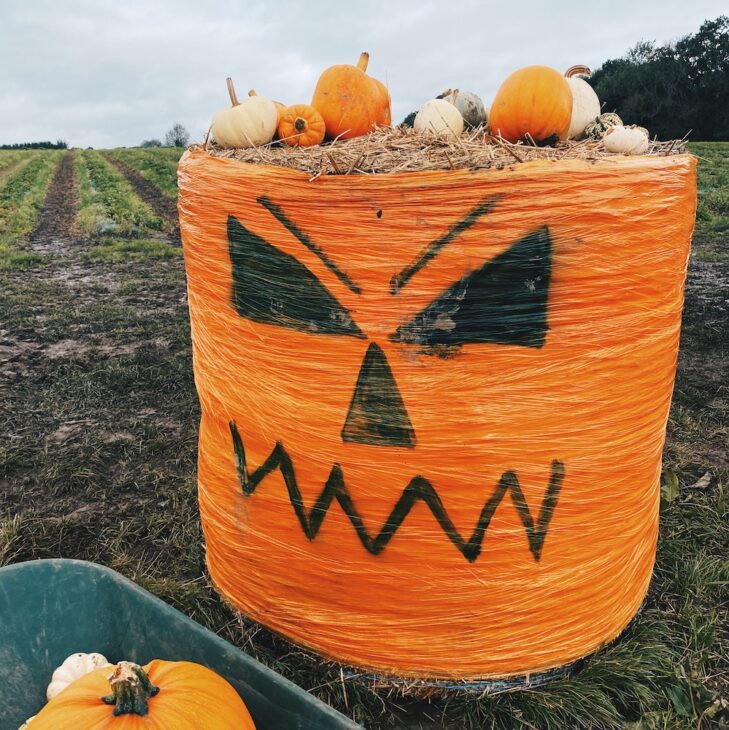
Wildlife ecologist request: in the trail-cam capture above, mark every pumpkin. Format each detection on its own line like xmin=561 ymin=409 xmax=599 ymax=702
xmin=564 ymin=65 xmax=601 ymax=140
xmin=211 ymin=79 xmax=277 ymax=149
xmin=47 ymin=652 xmax=111 ymax=700
xmin=585 ymin=112 xmax=623 ymax=140
xmin=413 ymin=99 xmax=464 ymax=141
xmin=19 ymin=717 xmax=36 ymax=728
xmin=489 ymin=65 xmax=572 ymax=145
xmin=441 ymin=89 xmax=487 ymax=129
xmin=603 ymin=125 xmax=650 ymax=154
xmin=277 ymin=104 xmax=326 ymax=147
xmin=311 ymin=52 xmax=391 ymax=140
xmin=248 ymin=90 xmax=286 ymax=125
xmin=31 ymin=660 xmax=255 ymax=729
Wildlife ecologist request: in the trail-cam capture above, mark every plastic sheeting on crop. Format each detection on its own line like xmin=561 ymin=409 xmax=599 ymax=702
xmin=178 ymin=149 xmax=696 ymax=680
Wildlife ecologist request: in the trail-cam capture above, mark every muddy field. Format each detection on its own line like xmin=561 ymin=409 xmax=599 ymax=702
xmin=0 ymin=149 xmax=726 ymax=729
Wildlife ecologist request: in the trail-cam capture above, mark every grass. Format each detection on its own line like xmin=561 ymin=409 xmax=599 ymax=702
xmin=107 ymin=147 xmax=182 ymax=199
xmin=691 ymin=141 xmax=729 ymax=233
xmin=0 ymin=151 xmax=61 ymax=269
xmin=0 ymin=149 xmax=34 ymax=174
xmin=0 ymin=144 xmax=726 ymax=728
xmin=83 ymin=237 xmax=178 ymax=262
xmin=73 ymin=149 xmax=164 ymax=236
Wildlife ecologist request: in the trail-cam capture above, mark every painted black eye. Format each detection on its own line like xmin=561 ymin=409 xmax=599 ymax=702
xmin=227 ymin=216 xmax=364 ymax=338
xmin=391 ymin=226 xmax=552 ymax=350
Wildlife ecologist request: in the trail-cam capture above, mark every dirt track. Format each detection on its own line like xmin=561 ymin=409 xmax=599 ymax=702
xmin=28 ymin=152 xmax=78 ymax=253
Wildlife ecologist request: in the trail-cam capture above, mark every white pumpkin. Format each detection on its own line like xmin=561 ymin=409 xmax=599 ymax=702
xmin=565 ymin=66 xmax=601 ymax=140
xmin=211 ymin=78 xmax=277 ymax=149
xmin=441 ymin=89 xmax=487 ymax=128
xmin=46 ymin=652 xmax=111 ymax=700
xmin=603 ymin=125 xmax=650 ymax=155
xmin=414 ymin=99 xmax=464 ymax=141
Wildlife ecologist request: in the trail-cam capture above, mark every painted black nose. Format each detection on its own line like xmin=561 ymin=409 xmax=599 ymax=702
xmin=341 ymin=343 xmax=416 ymax=448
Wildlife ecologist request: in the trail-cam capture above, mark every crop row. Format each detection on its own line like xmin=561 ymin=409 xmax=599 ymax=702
xmin=74 ymin=150 xmax=164 ymax=236
xmin=0 ymin=151 xmax=63 ymax=269
xmin=0 ymin=149 xmax=35 ymax=176
xmin=108 ymin=148 xmax=181 ymax=200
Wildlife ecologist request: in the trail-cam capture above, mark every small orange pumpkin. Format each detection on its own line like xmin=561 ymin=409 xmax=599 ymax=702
xmin=311 ymin=51 xmax=391 ymax=140
xmin=489 ymin=65 xmax=572 ymax=145
xmin=277 ymin=104 xmax=326 ymax=147
xmin=31 ymin=660 xmax=256 ymax=729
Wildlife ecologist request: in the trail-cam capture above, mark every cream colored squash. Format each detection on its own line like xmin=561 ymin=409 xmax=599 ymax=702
xmin=46 ymin=652 xmax=111 ymax=700
xmin=414 ymin=99 xmax=464 ymax=141
xmin=211 ymin=79 xmax=277 ymax=149
xmin=565 ymin=66 xmax=601 ymax=140
xmin=603 ymin=125 xmax=650 ymax=154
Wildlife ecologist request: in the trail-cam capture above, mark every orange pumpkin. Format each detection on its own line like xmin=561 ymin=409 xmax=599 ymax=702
xmin=31 ymin=660 xmax=256 ymax=729
xmin=277 ymin=104 xmax=326 ymax=147
xmin=311 ymin=51 xmax=391 ymax=140
xmin=489 ymin=65 xmax=572 ymax=145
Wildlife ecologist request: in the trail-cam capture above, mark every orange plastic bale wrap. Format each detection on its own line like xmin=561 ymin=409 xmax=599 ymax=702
xmin=177 ymin=149 xmax=696 ymax=679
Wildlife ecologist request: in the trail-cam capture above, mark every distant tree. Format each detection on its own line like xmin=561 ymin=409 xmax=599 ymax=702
xmin=0 ymin=140 xmax=68 ymax=150
xmin=164 ymin=123 xmax=190 ymax=148
xmin=140 ymin=138 xmax=163 ymax=147
xmin=590 ymin=16 xmax=729 ymax=140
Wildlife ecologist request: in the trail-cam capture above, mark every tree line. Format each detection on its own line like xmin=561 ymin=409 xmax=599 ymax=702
xmin=590 ymin=16 xmax=729 ymax=141
xmin=0 ymin=140 xmax=68 ymax=150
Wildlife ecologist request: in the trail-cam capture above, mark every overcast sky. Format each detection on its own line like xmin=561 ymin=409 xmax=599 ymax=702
xmin=1 ymin=1 xmax=726 ymax=148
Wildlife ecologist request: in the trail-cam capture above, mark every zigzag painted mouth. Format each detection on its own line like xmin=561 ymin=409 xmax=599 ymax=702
xmin=230 ymin=422 xmax=565 ymax=564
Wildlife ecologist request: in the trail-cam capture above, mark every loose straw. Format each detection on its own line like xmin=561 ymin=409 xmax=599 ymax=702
xmin=194 ymin=126 xmax=687 ymax=177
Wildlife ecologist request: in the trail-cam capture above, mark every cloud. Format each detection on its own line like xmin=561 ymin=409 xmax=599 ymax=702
xmin=0 ymin=0 xmax=725 ymax=147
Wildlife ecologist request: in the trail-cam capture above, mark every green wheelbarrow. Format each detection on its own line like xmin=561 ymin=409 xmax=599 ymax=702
xmin=0 ymin=559 xmax=362 ymax=729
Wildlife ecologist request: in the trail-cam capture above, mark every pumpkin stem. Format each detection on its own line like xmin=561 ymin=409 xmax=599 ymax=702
xmin=101 ymin=662 xmax=160 ymax=716
xmin=357 ymin=52 xmax=369 ymax=72
xmin=294 ymin=117 xmax=306 ymax=133
xmin=565 ymin=65 xmax=592 ymax=79
xmin=437 ymin=88 xmax=458 ymax=101
xmin=248 ymin=89 xmax=257 ymax=97
xmin=226 ymin=78 xmax=240 ymax=107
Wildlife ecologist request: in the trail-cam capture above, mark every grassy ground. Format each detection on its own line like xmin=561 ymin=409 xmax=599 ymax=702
xmin=73 ymin=149 xmax=165 ymax=236
xmin=0 ymin=149 xmax=33 ymax=174
xmin=0 ymin=151 xmax=62 ymax=269
xmin=107 ymin=147 xmax=181 ymax=199
xmin=0 ymin=146 xmax=726 ymax=729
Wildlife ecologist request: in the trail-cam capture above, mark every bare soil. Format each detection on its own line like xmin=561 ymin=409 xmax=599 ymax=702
xmin=28 ymin=152 xmax=78 ymax=253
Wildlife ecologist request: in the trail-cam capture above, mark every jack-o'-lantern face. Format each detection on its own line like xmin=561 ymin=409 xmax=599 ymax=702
xmin=180 ymin=150 xmax=694 ymax=678
xmin=224 ymin=194 xmax=562 ymax=564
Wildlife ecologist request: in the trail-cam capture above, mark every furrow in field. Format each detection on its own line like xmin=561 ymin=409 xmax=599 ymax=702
xmin=29 ymin=152 xmax=79 ymax=253
xmin=103 ymin=154 xmax=180 ymax=244
xmin=73 ymin=150 xmax=166 ymax=238
xmin=0 ymin=151 xmax=64 ymax=270
xmin=107 ymin=148 xmax=180 ymax=200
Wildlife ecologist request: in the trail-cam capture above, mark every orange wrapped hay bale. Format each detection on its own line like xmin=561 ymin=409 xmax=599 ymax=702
xmin=177 ymin=146 xmax=696 ymax=680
